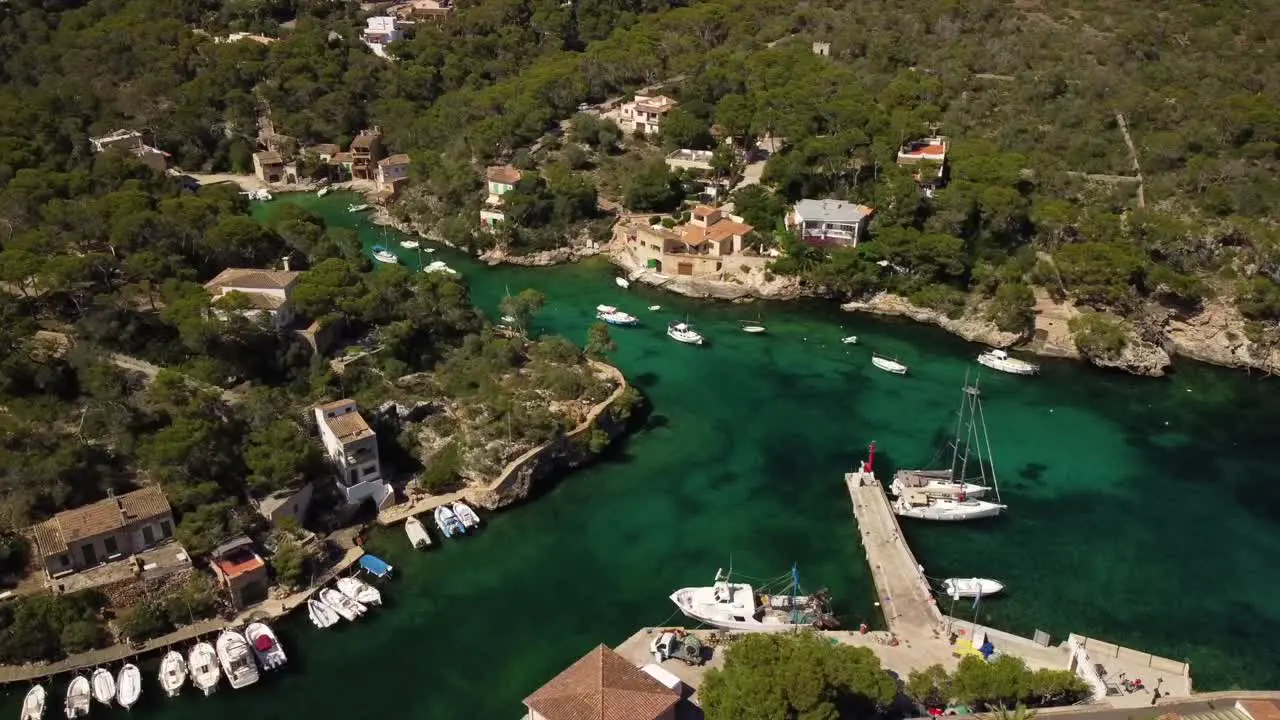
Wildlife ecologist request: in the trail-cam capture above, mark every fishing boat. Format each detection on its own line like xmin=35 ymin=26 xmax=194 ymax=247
xmin=64 ymin=676 xmax=90 ymax=719
xmin=115 ymin=664 xmax=141 ymax=709
xmin=841 ymin=335 xmax=858 ymax=344
xmin=372 ymin=246 xmax=399 ymax=264
xmin=942 ymin=578 xmax=1004 ymax=600
xmin=158 ymin=651 xmax=186 ymax=698
xmin=451 ymin=501 xmax=481 ymax=530
xmin=596 ymin=304 xmax=639 ymax=326
xmin=21 ymin=685 xmax=45 ymax=720
xmin=348 ymin=203 xmax=371 ymax=213
xmin=316 ymin=186 xmax=331 ymax=197
xmin=669 ymin=565 xmax=838 ymax=633
xmin=245 ymin=622 xmax=287 ymax=671
xmin=359 ymin=554 xmax=393 ymax=578
xmin=215 ymin=631 xmax=260 ymax=690
xmin=308 ymin=598 xmax=340 ymax=628
xmin=977 ymin=349 xmax=1039 ymax=376
xmin=319 ymin=587 xmax=366 ymax=621
xmin=434 ymin=504 xmax=465 ymax=538
xmin=188 ymin=642 xmax=220 ymax=696
xmin=648 ymin=305 xmax=661 ymax=311
xmin=615 ymin=276 xmax=630 ymax=289
xmin=871 ymin=354 xmax=908 ymax=375
xmin=666 ymin=321 xmax=704 ymax=345
xmin=90 ymin=669 xmax=114 ymax=707
xmin=423 ymin=260 xmax=458 ymax=275
xmin=337 ymin=576 xmax=382 ymax=607
xmin=405 ymin=515 xmax=432 ymax=549
xmin=399 ymin=239 xmax=420 ymax=249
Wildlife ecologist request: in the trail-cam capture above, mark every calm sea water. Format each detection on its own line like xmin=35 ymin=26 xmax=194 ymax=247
xmin=5 ymin=193 xmax=1278 ymax=717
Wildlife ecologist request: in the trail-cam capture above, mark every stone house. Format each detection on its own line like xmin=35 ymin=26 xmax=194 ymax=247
xmin=618 ymin=95 xmax=678 ymax=135
xmin=209 ymin=537 xmax=269 ymax=609
xmin=615 ymin=205 xmax=754 ymax=278
xmin=313 ymin=399 xmax=393 ymax=508
xmin=350 ymin=129 xmax=384 ymax=180
xmin=29 ymin=486 xmax=175 ymax=579
xmin=376 ymin=153 xmax=411 ymax=194
xmin=204 ymin=267 xmax=303 ymax=330
xmin=522 ymin=644 xmax=679 ymax=720
xmin=253 ymin=150 xmax=287 ymax=184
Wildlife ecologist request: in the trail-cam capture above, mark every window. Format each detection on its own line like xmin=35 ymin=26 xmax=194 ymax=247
xmin=142 ymin=525 xmax=155 ymax=545
xmin=103 ymin=536 xmax=118 ymax=555
xmin=159 ymin=520 xmax=172 ymax=538
xmin=57 ymin=554 xmax=70 ymax=568
xmin=363 ymin=465 xmax=378 ymax=477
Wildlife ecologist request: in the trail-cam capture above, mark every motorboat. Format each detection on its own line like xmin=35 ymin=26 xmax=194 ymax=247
xmin=500 ymin=315 xmax=517 ymax=324
xmin=215 ymin=630 xmax=260 ymax=690
xmin=841 ymin=335 xmax=858 ymax=344
xmin=400 ymin=240 xmax=420 ymax=249
xmin=871 ymin=354 xmax=908 ymax=374
xmin=405 ymin=515 xmax=432 ymax=549
xmin=21 ymin=685 xmax=45 ymax=720
xmin=434 ymin=505 xmax=465 ymax=538
xmin=337 ymin=576 xmax=382 ymax=607
xmin=977 ymin=349 xmax=1039 ymax=376
xmin=158 ymin=650 xmax=186 ymax=698
xmin=942 ymin=578 xmax=1005 ymax=599
xmin=372 ymin=246 xmax=399 ymax=264
xmin=115 ymin=664 xmax=141 ymax=709
xmin=669 ymin=567 xmax=838 ymax=633
xmin=90 ymin=669 xmax=114 ymax=707
xmin=423 ymin=260 xmax=458 ymax=275
xmin=308 ymin=598 xmax=340 ymax=628
xmin=648 ymin=305 xmax=661 ymax=311
xmin=893 ymin=492 xmax=1005 ymax=521
xmin=64 ymin=676 xmax=90 ymax=719
xmin=245 ymin=622 xmax=287 ymax=671
xmin=319 ymin=587 xmax=366 ymax=621
xmin=615 ymin=276 xmax=630 ymax=289
xmin=451 ymin=501 xmax=481 ymax=529
xmin=188 ymin=642 xmax=221 ymax=695
xmin=666 ymin=321 xmax=704 ymax=345
xmin=348 ymin=203 xmax=371 ymax=213
xmin=891 ymin=470 xmax=986 ymax=500
xmin=741 ymin=322 xmax=766 ymax=334
xmin=596 ymin=305 xmax=638 ymax=326
xmin=316 ymin=186 xmax=331 ymax=197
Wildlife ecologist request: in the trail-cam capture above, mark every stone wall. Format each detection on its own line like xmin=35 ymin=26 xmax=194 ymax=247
xmin=98 ymin=567 xmax=194 ymax=610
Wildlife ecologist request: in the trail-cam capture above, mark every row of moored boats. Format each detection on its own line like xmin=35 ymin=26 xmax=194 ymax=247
xmin=23 ymin=623 xmax=287 ymax=720
xmin=306 ymin=575 xmax=384 ymax=628
xmin=403 ymin=501 xmax=481 ymax=549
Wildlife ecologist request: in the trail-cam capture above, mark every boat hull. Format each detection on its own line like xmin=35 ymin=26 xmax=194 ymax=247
xmin=188 ymin=644 xmax=220 ymax=696
xmin=405 ymin=517 xmax=432 ymax=549
xmin=894 ymin=500 xmax=1004 ymax=521
xmin=942 ymin=578 xmax=1004 ymax=598
xmin=115 ymin=664 xmax=141 ymax=709
xmin=90 ymin=669 xmax=114 ymax=706
xmin=159 ymin=651 xmax=186 ymax=698
xmin=977 ymin=352 xmax=1039 ymax=375
xmin=872 ymin=357 xmax=908 ymax=374
xmin=890 ymin=474 xmax=988 ymax=499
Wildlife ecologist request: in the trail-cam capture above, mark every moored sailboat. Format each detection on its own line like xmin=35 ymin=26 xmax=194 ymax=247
xmin=666 ymin=321 xmax=704 ymax=345
xmin=669 ymin=565 xmax=838 ymax=633
xmin=158 ymin=651 xmax=186 ymax=698
xmin=871 ymin=353 xmax=908 ymax=375
xmin=188 ymin=642 xmax=220 ymax=696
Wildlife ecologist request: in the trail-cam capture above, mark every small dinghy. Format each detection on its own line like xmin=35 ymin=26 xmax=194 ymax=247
xmin=64 ymin=676 xmax=90 ymax=719
xmin=434 ymin=505 xmax=465 ymax=538
xmin=615 ymin=276 xmax=630 ymax=289
xmin=188 ymin=642 xmax=221 ymax=696
xmin=90 ymin=669 xmax=114 ymax=707
xmin=319 ymin=587 xmax=366 ymax=621
xmin=400 ymin=240 xmax=419 ymax=249
xmin=337 ymin=576 xmax=382 ymax=607
xmin=841 ymin=335 xmax=858 ymax=344
xmin=405 ymin=515 xmax=432 ymax=549
xmin=115 ymin=664 xmax=141 ymax=710
xmin=245 ymin=622 xmax=287 ymax=671
xmin=451 ymin=501 xmax=481 ymax=530
xmin=158 ymin=650 xmax=186 ymax=698
xmin=308 ymin=598 xmax=340 ymax=629
xmin=741 ymin=322 xmax=765 ymax=334
xmin=871 ymin=353 xmax=908 ymax=375
xmin=942 ymin=577 xmax=1005 ymax=599
xmin=21 ymin=685 xmax=45 ymax=720
xmin=348 ymin=203 xmax=371 ymax=213
xmin=648 ymin=305 xmax=661 ymax=311
xmin=216 ymin=630 xmax=260 ymax=690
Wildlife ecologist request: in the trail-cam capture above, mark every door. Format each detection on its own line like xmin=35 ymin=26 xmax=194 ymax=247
xmin=142 ymin=525 xmax=155 ymax=546
xmin=678 ymin=262 xmax=693 ymax=276
xmin=81 ymin=543 xmax=97 ymax=566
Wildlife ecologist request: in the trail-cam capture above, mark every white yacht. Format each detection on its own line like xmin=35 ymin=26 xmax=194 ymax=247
xmin=188 ymin=642 xmax=220 ymax=696
xmin=22 ymin=685 xmax=45 ymax=720
xmin=596 ymin=305 xmax=639 ymax=326
xmin=115 ymin=664 xmax=141 ymax=710
xmin=842 ymin=335 xmax=858 ymax=344
xmin=891 ymin=470 xmax=987 ymax=500
xmin=894 ymin=493 xmax=1005 ymax=521
xmin=942 ymin=578 xmax=1004 ymax=599
xmin=319 ymin=587 xmax=366 ymax=621
xmin=372 ymin=248 xmax=399 ymax=264
xmin=64 ymin=676 xmax=90 ymax=719
xmin=451 ymin=501 xmax=481 ymax=529
xmin=423 ymin=260 xmax=458 ymax=275
xmin=158 ymin=650 xmax=187 ymax=698
xmin=977 ymin=349 xmax=1039 ymax=376
xmin=337 ymin=576 xmax=382 ymax=607
xmin=871 ymin=354 xmax=908 ymax=375
xmin=669 ymin=567 xmax=838 ymax=633
xmin=245 ymin=622 xmax=287 ymax=671
xmin=90 ymin=670 xmax=114 ymax=707
xmin=215 ymin=630 xmax=260 ymax=690
xmin=400 ymin=240 xmax=419 ymax=249
xmin=405 ymin=515 xmax=432 ymax=549
xmin=308 ymin=598 xmax=340 ymax=629
xmin=667 ymin=321 xmax=704 ymax=345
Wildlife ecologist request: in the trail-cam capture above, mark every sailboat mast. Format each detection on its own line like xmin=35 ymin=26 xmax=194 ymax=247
xmin=974 ymin=385 xmax=1001 ymax=502
xmin=947 ymin=375 xmax=967 ymax=479
xmin=957 ymin=382 xmax=977 ymax=484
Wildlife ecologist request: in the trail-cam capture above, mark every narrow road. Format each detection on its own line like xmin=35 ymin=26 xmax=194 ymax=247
xmin=1113 ymin=111 xmax=1146 ymax=208
xmin=107 ymin=352 xmax=243 ymax=404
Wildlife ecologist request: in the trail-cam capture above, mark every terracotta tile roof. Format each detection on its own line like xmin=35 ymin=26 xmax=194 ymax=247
xmin=351 ymin=132 xmax=380 ymax=149
xmin=215 ymin=290 xmax=286 ymax=310
xmin=326 ymin=412 xmax=373 ymax=444
xmin=523 ymin=645 xmax=679 ymax=720
xmin=379 ymin=153 xmax=411 ymax=167
xmin=31 ymin=486 xmax=172 ymax=557
xmin=1242 ymin=701 xmax=1280 ymax=720
xmin=680 ymin=217 xmax=752 ymax=248
xmin=486 ymin=165 xmax=523 ymax=185
xmin=254 ymin=150 xmax=283 ymax=165
xmin=333 ymin=152 xmax=354 ymax=163
xmin=204 ymin=268 xmax=301 ymax=292
xmin=308 ymin=143 xmax=341 ymax=156
xmin=316 ymin=399 xmax=354 ymax=413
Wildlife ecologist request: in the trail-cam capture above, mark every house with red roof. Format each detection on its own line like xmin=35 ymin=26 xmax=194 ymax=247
xmin=522 ymin=644 xmax=681 ymax=720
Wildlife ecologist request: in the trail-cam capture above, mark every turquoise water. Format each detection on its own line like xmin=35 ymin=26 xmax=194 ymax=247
xmin=6 ymin=193 xmax=1279 ymax=716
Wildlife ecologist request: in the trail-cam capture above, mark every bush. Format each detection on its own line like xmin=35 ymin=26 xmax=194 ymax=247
xmin=1068 ymin=312 xmax=1129 ymax=359
xmin=949 ymin=655 xmax=1089 ymax=709
xmin=987 ymin=282 xmax=1037 ymax=333
xmin=119 ymin=600 xmax=172 ymax=641
xmin=270 ymin=538 xmax=311 ymax=591
xmin=420 ymin=441 xmax=463 ymax=493
xmin=909 ymin=285 xmax=968 ymax=318
xmin=163 ymin=573 xmax=220 ymax=625
xmin=1237 ymin=276 xmax=1280 ymax=322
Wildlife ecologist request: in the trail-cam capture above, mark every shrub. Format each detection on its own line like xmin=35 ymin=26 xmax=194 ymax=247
xmin=1069 ymin=312 xmax=1129 ymax=359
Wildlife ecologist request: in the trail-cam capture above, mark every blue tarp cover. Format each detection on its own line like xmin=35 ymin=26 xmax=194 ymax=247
xmin=360 ymin=554 xmax=393 ymax=577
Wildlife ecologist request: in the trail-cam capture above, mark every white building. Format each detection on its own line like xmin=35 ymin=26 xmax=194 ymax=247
xmin=786 ymin=198 xmax=875 ymax=248
xmin=619 ymin=95 xmax=678 ymax=135
xmin=313 ymin=400 xmax=394 ymax=508
xmin=364 ymin=16 xmax=402 ymax=44
xmin=203 ymin=268 xmax=302 ymax=330
xmin=481 ymin=165 xmax=523 ymax=229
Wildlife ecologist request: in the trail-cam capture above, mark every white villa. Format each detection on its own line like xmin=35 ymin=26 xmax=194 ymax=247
xmin=785 ymin=198 xmax=875 ymax=247
xmin=203 ymin=268 xmax=302 ymax=329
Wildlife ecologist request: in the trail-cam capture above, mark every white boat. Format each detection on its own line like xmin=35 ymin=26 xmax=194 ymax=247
xmin=667 ymin=321 xmax=704 ymax=345
xmin=615 ymin=276 xmax=630 ymax=289
xmin=400 ymin=240 xmax=419 ymax=249
xmin=348 ymin=203 xmax=371 ymax=213
xmin=316 ymin=186 xmax=331 ymax=197
xmin=319 ymin=587 xmax=366 ymax=621
xmin=894 ymin=493 xmax=1005 ymax=521
xmin=307 ymin=598 xmax=340 ymax=629
xmin=942 ymin=577 xmax=1005 ymax=599
xmin=245 ymin=622 xmax=287 ymax=671
xmin=841 ymin=335 xmax=858 ymax=344
xmin=21 ymin=685 xmax=45 ymax=720
xmin=405 ymin=515 xmax=432 ymax=549
xmin=648 ymin=305 xmax=661 ymax=311
xmin=670 ymin=567 xmax=838 ymax=633
xmin=742 ymin=323 xmax=766 ymax=334
xmin=373 ymin=249 xmax=399 ymax=264
xmin=115 ymin=664 xmax=141 ymax=710
xmin=891 ymin=470 xmax=987 ymax=500
xmin=64 ymin=676 xmax=90 ymax=719
xmin=90 ymin=669 xmax=114 ymax=707
xmin=188 ymin=642 xmax=220 ymax=696
xmin=215 ymin=630 xmax=260 ymax=690
xmin=871 ymin=354 xmax=908 ymax=374
xmin=451 ymin=501 xmax=481 ymax=529
xmin=596 ymin=304 xmax=639 ymax=326
xmin=423 ymin=260 xmax=458 ymax=275
xmin=434 ymin=504 xmax=465 ymax=538
xmin=337 ymin=576 xmax=382 ymax=607
xmin=158 ymin=650 xmax=186 ymax=698
xmin=977 ymin=349 xmax=1039 ymax=376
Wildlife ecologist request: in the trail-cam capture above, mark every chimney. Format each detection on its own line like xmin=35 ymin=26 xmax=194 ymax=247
xmin=281 ymin=255 xmax=291 ymax=272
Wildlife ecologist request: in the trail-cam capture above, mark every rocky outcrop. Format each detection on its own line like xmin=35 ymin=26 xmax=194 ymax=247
xmin=480 ymin=244 xmax=602 ymax=267
xmin=1089 ymin=338 xmax=1172 ymax=377
xmin=840 ymin=293 xmax=1023 ymax=348
xmin=1165 ymin=300 xmax=1280 ymax=373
